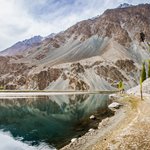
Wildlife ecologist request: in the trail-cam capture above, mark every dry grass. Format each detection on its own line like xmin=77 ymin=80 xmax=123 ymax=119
xmin=61 ymin=95 xmax=150 ymax=150
xmin=122 ymin=95 xmax=140 ymax=109
xmin=91 ymin=95 xmax=150 ymax=150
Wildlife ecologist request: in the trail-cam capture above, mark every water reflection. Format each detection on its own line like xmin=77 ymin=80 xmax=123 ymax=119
xmin=0 ymin=94 xmax=113 ymax=149
xmin=0 ymin=131 xmax=54 ymax=150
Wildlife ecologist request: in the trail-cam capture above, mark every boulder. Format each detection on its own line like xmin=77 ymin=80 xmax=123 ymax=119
xmin=89 ymin=115 xmax=96 ymax=120
xmin=88 ymin=128 xmax=95 ymax=132
xmin=71 ymin=138 xmax=77 ymax=143
xmin=108 ymin=102 xmax=122 ymax=109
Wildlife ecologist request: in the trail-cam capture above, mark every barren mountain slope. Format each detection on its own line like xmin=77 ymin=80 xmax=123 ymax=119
xmin=0 ymin=4 xmax=150 ymax=90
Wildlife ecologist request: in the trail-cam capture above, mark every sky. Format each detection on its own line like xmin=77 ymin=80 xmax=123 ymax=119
xmin=0 ymin=0 xmax=149 ymax=50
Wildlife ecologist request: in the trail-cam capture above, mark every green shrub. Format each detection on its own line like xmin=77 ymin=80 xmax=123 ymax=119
xmin=0 ymin=86 xmax=4 ymax=90
xmin=141 ymin=62 xmax=146 ymax=82
xmin=148 ymin=60 xmax=150 ymax=78
xmin=140 ymin=77 xmax=143 ymax=100
xmin=118 ymin=81 xmax=124 ymax=91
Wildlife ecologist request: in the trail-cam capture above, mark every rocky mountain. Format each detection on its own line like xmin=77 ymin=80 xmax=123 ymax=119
xmin=0 ymin=35 xmax=43 ymax=56
xmin=45 ymin=33 xmax=56 ymax=39
xmin=0 ymin=4 xmax=150 ymax=90
xmin=118 ymin=3 xmax=133 ymax=8
xmin=0 ymin=33 xmax=57 ymax=56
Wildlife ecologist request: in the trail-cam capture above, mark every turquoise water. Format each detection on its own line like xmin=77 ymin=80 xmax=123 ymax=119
xmin=0 ymin=94 xmax=113 ymax=149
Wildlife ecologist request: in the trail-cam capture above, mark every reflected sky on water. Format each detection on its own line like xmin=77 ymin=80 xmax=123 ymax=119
xmin=0 ymin=94 xmax=113 ymax=149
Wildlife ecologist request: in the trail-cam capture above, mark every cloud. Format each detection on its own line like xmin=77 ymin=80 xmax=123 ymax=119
xmin=0 ymin=0 xmax=149 ymax=50
xmin=0 ymin=131 xmax=50 ymax=150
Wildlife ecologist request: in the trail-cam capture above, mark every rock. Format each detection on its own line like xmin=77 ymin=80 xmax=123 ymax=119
xmin=98 ymin=118 xmax=109 ymax=128
xmin=71 ymin=138 xmax=77 ymax=143
xmin=108 ymin=102 xmax=122 ymax=109
xmin=115 ymin=59 xmax=137 ymax=72
xmin=71 ymin=63 xmax=85 ymax=73
xmin=35 ymin=53 xmax=46 ymax=60
xmin=0 ymin=4 xmax=150 ymax=91
xmin=30 ymin=68 xmax=62 ymax=90
xmin=69 ymin=77 xmax=89 ymax=91
xmin=89 ymin=115 xmax=96 ymax=120
xmin=17 ymin=76 xmax=26 ymax=86
xmin=95 ymin=65 xmax=127 ymax=86
xmin=88 ymin=128 xmax=95 ymax=132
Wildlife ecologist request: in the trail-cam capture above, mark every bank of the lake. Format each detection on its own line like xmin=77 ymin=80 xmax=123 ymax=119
xmin=0 ymin=93 xmax=115 ymax=150
xmin=0 ymin=90 xmax=118 ymax=97
xmin=61 ymin=79 xmax=150 ymax=150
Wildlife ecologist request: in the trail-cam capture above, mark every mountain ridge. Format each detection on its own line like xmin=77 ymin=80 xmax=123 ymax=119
xmin=0 ymin=33 xmax=57 ymax=56
xmin=117 ymin=3 xmax=133 ymax=8
xmin=0 ymin=3 xmax=150 ymax=91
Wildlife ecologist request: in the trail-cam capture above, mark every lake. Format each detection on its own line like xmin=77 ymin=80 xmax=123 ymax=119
xmin=0 ymin=93 xmax=113 ymax=149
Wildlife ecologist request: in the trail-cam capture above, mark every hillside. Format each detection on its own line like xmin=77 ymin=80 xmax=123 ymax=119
xmin=0 ymin=4 xmax=150 ymax=90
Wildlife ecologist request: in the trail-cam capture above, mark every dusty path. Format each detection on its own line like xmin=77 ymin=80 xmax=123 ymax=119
xmin=61 ymin=95 xmax=150 ymax=150
xmin=91 ymin=95 xmax=150 ymax=150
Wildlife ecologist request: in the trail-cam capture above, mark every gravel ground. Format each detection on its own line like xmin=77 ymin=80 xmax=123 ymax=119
xmin=61 ymin=78 xmax=150 ymax=150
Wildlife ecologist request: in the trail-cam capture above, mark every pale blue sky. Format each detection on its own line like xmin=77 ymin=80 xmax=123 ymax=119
xmin=0 ymin=0 xmax=149 ymax=50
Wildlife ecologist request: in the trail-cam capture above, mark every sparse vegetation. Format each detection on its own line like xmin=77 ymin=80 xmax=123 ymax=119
xmin=140 ymin=61 xmax=147 ymax=100
xmin=118 ymin=81 xmax=124 ymax=92
xmin=141 ymin=62 xmax=146 ymax=82
xmin=139 ymin=39 xmax=150 ymax=99
xmin=123 ymin=96 xmax=140 ymax=110
xmin=148 ymin=60 xmax=150 ymax=78
xmin=140 ymin=77 xmax=143 ymax=100
xmin=0 ymin=86 xmax=4 ymax=90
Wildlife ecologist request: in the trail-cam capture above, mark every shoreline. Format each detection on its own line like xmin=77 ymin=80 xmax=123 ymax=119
xmin=1 ymin=79 xmax=150 ymax=150
xmin=60 ymin=94 xmax=127 ymax=150
xmin=61 ymin=78 xmax=150 ymax=150
xmin=0 ymin=90 xmax=118 ymax=97
xmin=61 ymin=93 xmax=150 ymax=150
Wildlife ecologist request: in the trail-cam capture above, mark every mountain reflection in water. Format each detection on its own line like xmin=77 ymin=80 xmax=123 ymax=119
xmin=0 ymin=94 xmax=113 ymax=149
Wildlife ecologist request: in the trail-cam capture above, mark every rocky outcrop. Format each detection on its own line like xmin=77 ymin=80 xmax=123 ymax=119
xmin=5 ymin=84 xmax=17 ymax=90
xmin=115 ymin=59 xmax=137 ymax=72
xmin=0 ymin=56 xmax=29 ymax=76
xmin=65 ymin=63 xmax=89 ymax=90
xmin=71 ymin=63 xmax=85 ymax=74
xmin=27 ymin=68 xmax=62 ymax=90
xmin=69 ymin=78 xmax=89 ymax=90
xmin=95 ymin=65 xmax=127 ymax=83
xmin=35 ymin=53 xmax=46 ymax=60
xmin=64 ymin=4 xmax=150 ymax=47
xmin=17 ymin=76 xmax=26 ymax=86
xmin=0 ymin=56 xmax=63 ymax=90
